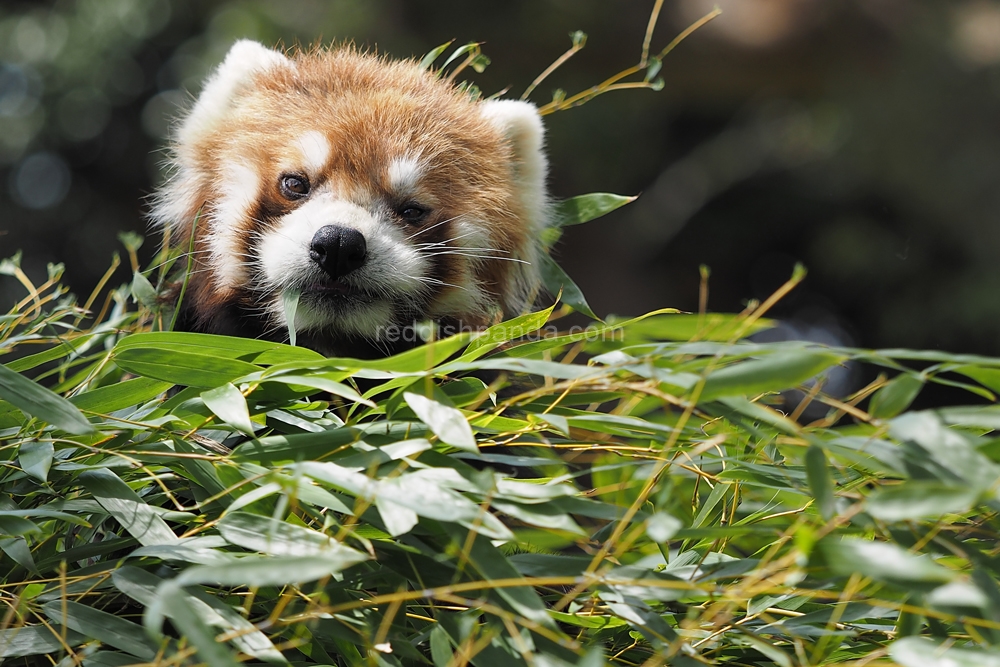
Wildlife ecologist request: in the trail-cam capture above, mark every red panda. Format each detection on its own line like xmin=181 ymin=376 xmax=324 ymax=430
xmin=151 ymin=40 xmax=549 ymax=357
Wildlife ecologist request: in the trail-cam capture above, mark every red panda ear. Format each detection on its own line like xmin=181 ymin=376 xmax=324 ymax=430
xmin=479 ymin=100 xmax=549 ymax=229
xmin=177 ymin=40 xmax=291 ymax=147
xmin=480 ymin=100 xmax=550 ymax=316
xmin=151 ymin=41 xmax=291 ymax=235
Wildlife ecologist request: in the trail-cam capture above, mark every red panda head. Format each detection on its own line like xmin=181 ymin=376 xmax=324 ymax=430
xmin=151 ymin=40 xmax=549 ymax=356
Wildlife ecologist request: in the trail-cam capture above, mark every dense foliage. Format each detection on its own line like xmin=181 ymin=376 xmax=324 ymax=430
xmin=5 ymin=193 xmax=1000 ymax=667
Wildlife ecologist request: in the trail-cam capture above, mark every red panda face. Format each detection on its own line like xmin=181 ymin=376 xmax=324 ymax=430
xmin=151 ymin=41 xmax=549 ymax=356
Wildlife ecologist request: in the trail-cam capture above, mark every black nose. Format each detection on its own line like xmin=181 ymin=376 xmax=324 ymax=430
xmin=309 ymin=225 xmax=367 ymax=279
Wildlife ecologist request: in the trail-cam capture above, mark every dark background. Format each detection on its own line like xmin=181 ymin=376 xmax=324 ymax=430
xmin=2 ymin=0 xmax=999 ymax=356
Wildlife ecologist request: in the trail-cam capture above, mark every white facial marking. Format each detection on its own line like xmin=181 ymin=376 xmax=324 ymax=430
xmin=150 ymin=169 xmax=202 ymax=233
xmin=296 ymin=131 xmax=331 ymax=174
xmin=387 ymin=156 xmax=424 ymax=194
xmin=208 ymin=161 xmax=259 ymax=288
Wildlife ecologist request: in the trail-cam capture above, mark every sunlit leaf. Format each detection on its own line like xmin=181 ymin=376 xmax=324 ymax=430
xmin=699 ymin=349 xmax=846 ymax=402
xmin=201 ymin=383 xmax=254 ymax=435
xmin=404 ymin=392 xmax=477 ymax=451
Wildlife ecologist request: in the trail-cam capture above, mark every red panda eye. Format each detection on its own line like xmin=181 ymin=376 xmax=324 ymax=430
xmin=279 ymin=174 xmax=310 ymax=199
xmin=397 ymin=204 xmax=429 ymax=223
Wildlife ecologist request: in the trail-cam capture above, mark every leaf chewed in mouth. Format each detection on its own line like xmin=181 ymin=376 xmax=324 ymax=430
xmin=282 ymin=288 xmax=300 ymax=346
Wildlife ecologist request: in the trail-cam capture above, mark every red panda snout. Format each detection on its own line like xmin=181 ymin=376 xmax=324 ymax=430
xmin=309 ymin=225 xmax=367 ymax=280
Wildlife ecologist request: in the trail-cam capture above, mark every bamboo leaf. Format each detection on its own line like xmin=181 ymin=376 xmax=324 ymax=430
xmin=867 ymin=482 xmax=980 ymax=521
xmin=42 ymin=600 xmax=157 ymax=660
xmin=18 ymin=441 xmax=53 ymax=482
xmin=174 ymin=553 xmax=368 ymax=588
xmin=0 ymin=364 xmax=95 ymax=434
xmin=0 ymin=625 xmax=85 ymax=658
xmin=804 ymin=445 xmax=835 ymax=520
xmin=553 ymin=193 xmax=636 ymax=227
xmin=538 ymin=251 xmax=600 ymax=321
xmin=700 ymin=349 xmax=846 ymax=402
xmin=78 ymin=468 xmax=178 ymax=546
xmin=114 ymin=348 xmax=263 ymax=388
xmin=201 ymin=383 xmax=255 ymax=435
xmin=404 ymin=392 xmax=477 ymax=451
xmin=70 ymin=377 xmax=172 ymax=413
xmin=869 ymin=373 xmax=924 ymax=419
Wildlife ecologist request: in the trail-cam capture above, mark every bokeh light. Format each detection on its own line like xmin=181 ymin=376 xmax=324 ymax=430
xmin=9 ymin=151 xmax=70 ymax=210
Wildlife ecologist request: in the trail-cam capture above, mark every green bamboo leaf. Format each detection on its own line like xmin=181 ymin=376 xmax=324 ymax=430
xmin=867 ymin=482 xmax=980 ymax=521
xmin=260 ymin=374 xmax=374 ymax=406
xmin=0 ymin=400 xmax=23 ymax=429
xmin=492 ymin=500 xmax=584 ymax=535
xmin=130 ymin=270 xmax=157 ymax=308
xmin=804 ymin=445 xmax=835 ymax=520
xmin=282 ymin=289 xmax=300 ymax=347
xmin=201 ymin=383 xmax=255 ymax=435
xmin=891 ymin=636 xmax=1000 ymax=667
xmin=78 ymin=468 xmax=178 ymax=546
xmin=0 ymin=516 xmax=40 ymax=536
xmin=42 ymin=600 xmax=157 ymax=660
xmin=869 ymin=373 xmax=924 ymax=419
xmin=420 ymin=40 xmax=454 ymax=70
xmin=232 ymin=427 xmax=361 ymax=463
xmin=218 ymin=512 xmax=367 ymax=560
xmin=0 ymin=625 xmax=85 ymax=658
xmin=113 ymin=567 xmax=284 ymax=664
xmin=114 ymin=331 xmax=323 ymax=364
xmin=113 ymin=348 xmax=262 ymax=388
xmin=160 ymin=586 xmax=241 ymax=667
xmin=429 ymin=625 xmax=454 ymax=667
xmin=6 ymin=337 xmax=94 ymax=372
xmin=618 ymin=312 xmax=774 ymax=342
xmin=444 ymin=356 xmax=605 ymax=381
xmin=646 ymin=512 xmax=682 ymax=543
xmin=443 ymin=526 xmax=555 ymax=629
xmin=174 ymin=553 xmax=368 ymax=588
xmin=890 ymin=412 xmax=1000 ymax=491
xmin=499 ymin=308 xmax=683 ymax=358
xmin=952 ymin=365 xmax=1000 ymax=394
xmin=692 ymin=482 xmax=729 ymax=528
xmin=462 ymin=303 xmax=555 ymax=358
xmin=538 ymin=251 xmax=600 ymax=321
xmin=0 ymin=364 xmax=95 ymax=434
xmin=739 ymin=635 xmax=792 ymax=667
xmin=820 ymin=538 xmax=956 ymax=586
xmin=18 ymin=441 xmax=52 ymax=482
xmin=699 ymin=349 xmax=846 ymax=402
xmin=70 ymin=377 xmax=172 ymax=413
xmin=0 ymin=536 xmax=37 ymax=572
xmin=442 ymin=41 xmax=479 ymax=69
xmin=553 ymin=193 xmax=636 ymax=227
xmin=339 ymin=331 xmax=474 ymax=372
xmin=549 ymin=610 xmax=626 ymax=629
xmin=404 ymin=392 xmax=476 ymax=451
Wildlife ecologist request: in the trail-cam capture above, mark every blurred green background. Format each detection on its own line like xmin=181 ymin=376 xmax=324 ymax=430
xmin=2 ymin=0 xmax=1000 ymax=355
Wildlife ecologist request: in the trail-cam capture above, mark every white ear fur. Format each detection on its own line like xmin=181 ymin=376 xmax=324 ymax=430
xmin=480 ymin=99 xmax=550 ymax=315
xmin=177 ymin=40 xmax=290 ymax=147
xmin=480 ymin=100 xmax=549 ymax=225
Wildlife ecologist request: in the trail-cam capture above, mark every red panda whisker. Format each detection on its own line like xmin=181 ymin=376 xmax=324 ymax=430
xmin=404 ymin=214 xmax=469 ymax=241
xmin=422 ymin=251 xmax=530 ymax=265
